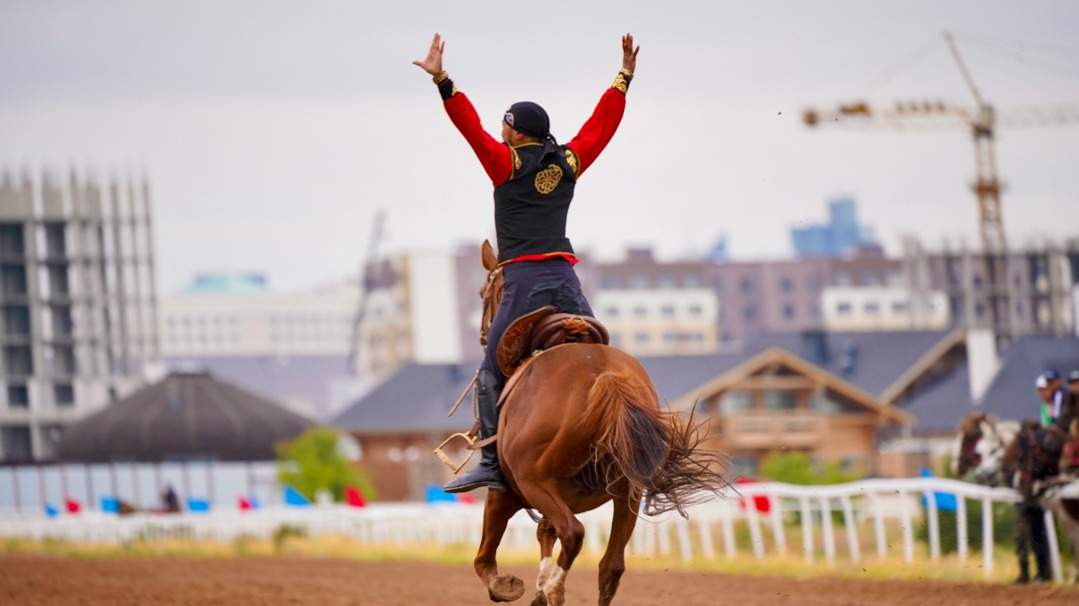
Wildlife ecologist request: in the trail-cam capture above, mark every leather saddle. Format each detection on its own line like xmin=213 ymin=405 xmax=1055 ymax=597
xmin=496 ymin=305 xmax=610 ymax=378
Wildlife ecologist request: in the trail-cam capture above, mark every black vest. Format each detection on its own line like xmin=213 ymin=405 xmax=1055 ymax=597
xmin=493 ymin=140 xmax=577 ymax=262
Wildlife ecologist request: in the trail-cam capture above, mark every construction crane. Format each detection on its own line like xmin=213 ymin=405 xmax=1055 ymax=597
xmin=346 ymin=209 xmax=386 ymax=377
xmin=803 ymin=31 xmax=1079 ymax=346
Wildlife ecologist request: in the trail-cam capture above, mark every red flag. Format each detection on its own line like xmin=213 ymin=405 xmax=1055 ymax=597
xmin=345 ymin=486 xmax=366 ymax=508
xmin=65 ymin=498 xmax=81 ymax=514
xmin=238 ymin=496 xmax=252 ymax=511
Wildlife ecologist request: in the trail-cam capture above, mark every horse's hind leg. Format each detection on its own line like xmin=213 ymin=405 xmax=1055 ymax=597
xmin=519 ymin=482 xmax=585 ymax=606
xmin=598 ymin=491 xmax=641 ymax=606
xmin=532 ymin=518 xmax=557 ymax=605
xmin=476 ymin=490 xmax=526 ymax=602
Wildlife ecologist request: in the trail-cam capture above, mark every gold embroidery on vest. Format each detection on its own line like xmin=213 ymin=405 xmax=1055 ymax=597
xmin=534 ymin=164 xmax=563 ymax=194
xmin=510 ymin=148 xmax=522 ymax=172
xmin=564 ymin=149 xmax=579 ymax=176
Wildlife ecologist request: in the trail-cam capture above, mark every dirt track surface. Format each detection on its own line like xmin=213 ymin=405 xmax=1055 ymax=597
xmin=1 ymin=556 xmax=1076 ymax=606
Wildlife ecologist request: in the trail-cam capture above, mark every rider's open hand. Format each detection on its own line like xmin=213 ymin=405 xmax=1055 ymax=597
xmin=413 ymin=33 xmax=445 ymax=76
xmin=621 ymin=33 xmax=640 ymax=75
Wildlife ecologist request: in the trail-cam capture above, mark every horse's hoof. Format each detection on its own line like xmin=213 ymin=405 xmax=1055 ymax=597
xmin=530 ymin=591 xmax=548 ymax=606
xmin=488 ymin=574 xmax=525 ymax=602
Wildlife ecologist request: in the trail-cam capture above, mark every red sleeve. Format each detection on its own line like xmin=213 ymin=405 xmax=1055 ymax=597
xmin=444 ymin=93 xmax=512 ymax=185
xmin=565 ymin=88 xmax=626 ymax=177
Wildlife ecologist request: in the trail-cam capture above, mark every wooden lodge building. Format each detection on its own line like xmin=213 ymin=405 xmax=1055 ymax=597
xmin=332 ymin=330 xmax=1079 ymax=501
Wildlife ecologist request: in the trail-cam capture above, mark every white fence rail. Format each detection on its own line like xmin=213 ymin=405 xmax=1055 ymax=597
xmin=2 ymin=475 xmax=1076 ymax=582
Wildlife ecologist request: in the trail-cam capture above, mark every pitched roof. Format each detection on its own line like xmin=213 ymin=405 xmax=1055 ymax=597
xmin=331 ymin=363 xmax=476 ymax=434
xmin=332 ymin=329 xmax=944 ymax=433
xmin=744 ymin=330 xmax=951 ymax=396
xmin=978 ymin=336 xmax=1079 ymax=422
xmin=901 ymin=359 xmax=975 ymax=433
xmin=57 ymin=372 xmax=312 ymax=462
xmin=666 ymin=347 xmax=912 ymax=424
xmin=164 ymin=355 xmax=352 ymax=420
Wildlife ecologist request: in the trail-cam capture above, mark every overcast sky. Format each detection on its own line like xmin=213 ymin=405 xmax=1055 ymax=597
xmin=2 ymin=1 xmax=1078 ymax=293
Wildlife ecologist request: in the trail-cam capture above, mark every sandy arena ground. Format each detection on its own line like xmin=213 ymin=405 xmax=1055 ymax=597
xmin=1 ymin=556 xmax=1076 ymax=606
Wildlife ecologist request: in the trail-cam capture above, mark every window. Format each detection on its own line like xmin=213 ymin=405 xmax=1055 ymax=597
xmin=7 ymin=385 xmax=29 ymax=408
xmin=663 ymin=332 xmax=679 ymax=344
xmin=634 ymin=332 xmax=650 ymax=344
xmin=834 ymin=272 xmax=852 ymax=286
xmin=3 ymin=345 xmax=33 ymax=376
xmin=632 ymin=306 xmax=647 ymax=318
xmin=0 ymin=224 xmax=26 ymax=257
xmin=0 ymin=425 xmax=33 ymax=461
xmin=742 ymin=305 xmax=755 ymax=321
xmin=719 ymin=391 xmax=752 ymax=415
xmin=763 ymin=391 xmax=797 ymax=411
xmin=891 ymin=301 xmax=909 ymax=314
xmin=836 ymin=302 xmax=853 ymax=316
xmin=739 ymin=277 xmax=754 ymax=293
xmin=1 ymin=265 xmax=27 ymax=296
xmin=973 ymin=274 xmax=983 ymax=290
xmin=780 ymin=277 xmax=793 ymax=292
xmin=660 ymin=305 xmax=675 ymax=317
xmin=685 ymin=273 xmax=701 ymax=287
xmin=782 ymin=304 xmax=795 ymax=320
xmin=53 ymin=346 xmax=76 ymax=376
xmin=54 ymin=384 xmax=74 ymax=406
xmin=44 ymin=223 xmax=66 ymax=258
xmin=688 ymin=304 xmax=704 ymax=317
xmin=864 ymin=301 xmax=881 ymax=315
xmin=48 ymin=266 xmax=70 ymax=297
xmin=2 ymin=305 xmax=31 ymax=338
xmin=51 ymin=305 xmax=74 ymax=338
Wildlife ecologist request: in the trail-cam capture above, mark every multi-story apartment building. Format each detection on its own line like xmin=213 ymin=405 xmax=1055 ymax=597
xmin=160 ymin=273 xmax=357 ymax=358
xmin=821 ymin=286 xmax=950 ymax=331
xmin=903 ymin=238 xmax=1077 ymax=341
xmin=595 ymin=246 xmax=900 ymax=344
xmin=0 ymin=170 xmax=158 ymax=462
xmin=594 ymin=288 xmax=719 ymax=355
xmin=353 ymin=250 xmax=469 ymax=382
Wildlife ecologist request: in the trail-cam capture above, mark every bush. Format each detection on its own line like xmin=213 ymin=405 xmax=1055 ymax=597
xmin=276 ymin=427 xmax=377 ymax=502
xmin=758 ymin=451 xmax=861 ymax=485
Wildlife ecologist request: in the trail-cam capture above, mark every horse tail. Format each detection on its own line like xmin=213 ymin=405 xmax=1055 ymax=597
xmin=583 ymin=371 xmax=728 ymax=516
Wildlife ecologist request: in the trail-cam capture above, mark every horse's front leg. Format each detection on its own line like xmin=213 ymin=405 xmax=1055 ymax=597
xmin=476 ymin=489 xmax=526 ymax=602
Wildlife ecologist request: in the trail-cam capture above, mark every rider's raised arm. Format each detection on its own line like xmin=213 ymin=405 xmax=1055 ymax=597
xmin=565 ymin=34 xmax=639 ymax=178
xmin=439 ymin=81 xmax=512 ymax=186
xmin=413 ymin=33 xmax=512 ymax=186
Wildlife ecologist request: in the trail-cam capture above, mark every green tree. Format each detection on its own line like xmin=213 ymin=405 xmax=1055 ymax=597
xmin=758 ymin=451 xmax=860 ymax=485
xmin=275 ymin=427 xmax=377 ymax=502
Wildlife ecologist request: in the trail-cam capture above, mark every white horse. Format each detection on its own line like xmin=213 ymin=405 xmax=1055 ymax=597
xmin=951 ymin=412 xmax=1019 ymax=486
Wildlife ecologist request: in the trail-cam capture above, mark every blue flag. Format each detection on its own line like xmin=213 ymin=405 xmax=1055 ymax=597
xmin=283 ymin=485 xmax=311 ymax=507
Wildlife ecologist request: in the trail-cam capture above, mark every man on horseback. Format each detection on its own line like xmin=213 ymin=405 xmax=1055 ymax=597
xmin=413 ymin=32 xmax=640 ymax=493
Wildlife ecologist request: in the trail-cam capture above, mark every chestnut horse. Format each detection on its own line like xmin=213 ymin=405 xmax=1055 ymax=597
xmin=471 ymin=242 xmax=726 ymax=606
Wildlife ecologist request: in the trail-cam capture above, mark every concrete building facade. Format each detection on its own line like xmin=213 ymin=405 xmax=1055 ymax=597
xmin=822 ymin=286 xmax=950 ymax=332
xmin=594 ymin=288 xmax=719 ymax=355
xmin=0 ymin=170 xmax=158 ymax=462
xmin=160 ymin=274 xmax=358 ymax=358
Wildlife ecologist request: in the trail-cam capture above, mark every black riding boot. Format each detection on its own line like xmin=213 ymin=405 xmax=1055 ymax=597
xmin=443 ymin=370 xmax=507 ymax=493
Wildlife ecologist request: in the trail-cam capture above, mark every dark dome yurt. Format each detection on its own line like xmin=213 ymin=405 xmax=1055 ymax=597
xmin=57 ymin=371 xmax=312 ymax=462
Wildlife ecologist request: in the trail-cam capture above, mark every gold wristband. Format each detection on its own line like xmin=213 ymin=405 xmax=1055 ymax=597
xmin=612 ymin=70 xmax=632 ymax=93
xmin=432 ymin=71 xmax=449 ymax=84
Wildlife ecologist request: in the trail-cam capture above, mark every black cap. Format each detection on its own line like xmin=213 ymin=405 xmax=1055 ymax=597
xmin=504 ymin=102 xmax=550 ymax=139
